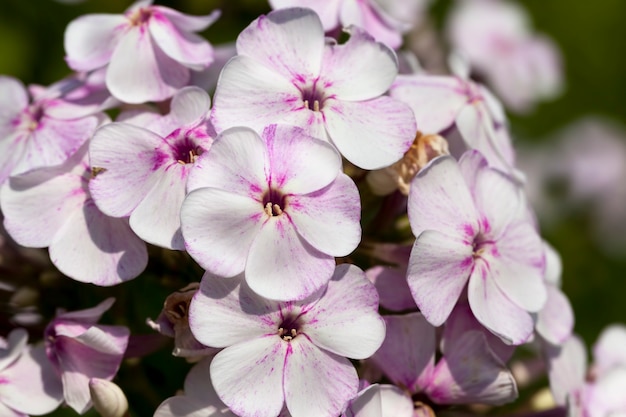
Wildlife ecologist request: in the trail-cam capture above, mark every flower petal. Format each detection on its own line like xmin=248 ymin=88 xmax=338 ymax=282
xmin=0 ymin=76 xmax=27 ymax=123
xmin=64 ymin=14 xmax=127 ymax=71
xmin=407 ymin=230 xmax=474 ymax=326
xmin=372 ymin=313 xmax=436 ymax=393
xmin=288 ymin=174 xmax=361 ymax=256
xmin=269 ymin=0 xmax=342 ymax=30
xmin=264 ymin=124 xmax=341 ymax=195
xmin=89 ymin=122 xmax=164 ymax=217
xmin=181 ymin=187 xmax=263 ymax=277
xmin=246 ymin=215 xmax=335 ymax=301
xmin=366 ymin=266 xmax=417 ymax=312
xmin=408 ymin=155 xmax=479 ymax=239
xmin=303 ymin=264 xmax=385 ymax=359
xmin=169 ymin=86 xmax=212 ymax=127
xmin=237 ymin=8 xmax=324 ymax=81
xmin=593 ymin=324 xmax=626 ymax=375
xmin=545 ymin=335 xmax=586 ymax=406
xmin=321 ymin=26 xmax=397 ymax=101
xmin=536 ymin=285 xmax=574 ymax=345
xmin=211 ymin=337 xmax=287 ymax=417
xmin=49 ymin=201 xmax=148 ymax=286
xmin=284 ymin=339 xmax=358 ymax=417
xmin=189 ymin=273 xmax=279 ymax=348
xmin=153 ymin=6 xmax=220 ymax=32
xmin=0 ymin=329 xmax=28 ymax=372
xmin=209 ymin=55 xmax=302 ymax=133
xmin=106 ymin=27 xmax=189 ymax=104
xmin=468 ymin=261 xmax=534 ymax=345
xmin=56 ymin=297 xmax=115 ymax=323
xmin=324 ymin=96 xmax=415 ymax=169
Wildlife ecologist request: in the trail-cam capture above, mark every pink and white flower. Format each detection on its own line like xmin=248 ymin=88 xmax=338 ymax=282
xmin=64 ymin=0 xmax=220 ymax=104
xmin=210 ymin=7 xmax=416 ymax=170
xmin=0 ymin=75 xmax=104 ymax=186
xmin=268 ymin=0 xmax=431 ymax=49
xmin=0 ymin=329 xmax=63 ymax=417
xmin=89 ymin=86 xmax=214 ymax=250
xmin=181 ymin=124 xmax=361 ymax=301
xmin=44 ymin=298 xmax=130 ymax=414
xmin=406 ymin=151 xmax=546 ymax=344
xmin=0 ymin=144 xmax=148 ymax=286
xmin=188 ymin=264 xmax=385 ymax=417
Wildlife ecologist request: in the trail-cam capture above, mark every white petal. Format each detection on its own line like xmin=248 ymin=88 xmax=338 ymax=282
xmin=303 ymin=264 xmax=385 ymax=359
xmin=468 ymin=261 xmax=534 ymax=345
xmin=49 ymin=202 xmax=148 ymax=286
xmin=288 ymin=174 xmax=361 ymax=256
xmin=545 ymin=335 xmax=586 ymax=405
xmin=324 ymin=97 xmax=415 ymax=169
xmin=89 ymin=123 xmax=164 ymax=217
xmin=209 ymin=55 xmax=302 ymax=133
xmin=389 ymin=75 xmax=466 ymax=134
xmin=321 ymin=27 xmax=397 ymax=101
xmin=153 ymin=6 xmax=220 ymax=32
xmin=246 ymin=215 xmax=335 ymax=301
xmin=407 ymin=230 xmax=474 ymax=326
xmin=106 ymin=27 xmax=188 ymax=104
xmin=188 ymin=273 xmax=279 ymax=348
xmin=64 ymin=14 xmax=127 ymax=71
xmin=237 ymin=8 xmax=324 ymax=81
xmin=0 ymin=329 xmax=28 ymax=372
xmin=169 ymin=86 xmax=211 ymax=127
xmin=0 ymin=76 xmax=27 ymax=121
xmin=181 ymin=188 xmax=263 ymax=277
xmin=593 ymin=324 xmax=626 ymax=375
xmin=536 ymin=285 xmax=574 ymax=345
xmin=268 ymin=0 xmax=342 ymax=31
xmin=284 ymin=339 xmax=358 ymax=417
xmin=211 ymin=338 xmax=287 ymax=417
xmin=407 ymin=155 xmax=479 ymax=239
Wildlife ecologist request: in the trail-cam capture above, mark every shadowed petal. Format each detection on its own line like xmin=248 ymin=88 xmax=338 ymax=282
xmin=64 ymin=14 xmax=127 ymax=71
xmin=536 ymin=285 xmax=574 ymax=345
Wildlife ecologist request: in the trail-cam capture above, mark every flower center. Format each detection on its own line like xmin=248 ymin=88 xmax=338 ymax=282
xmin=168 ymin=129 xmax=204 ymax=165
xmin=262 ymin=188 xmax=286 ymax=217
xmin=301 ymin=84 xmax=326 ymax=112
xmin=278 ymin=314 xmax=301 ymax=342
xmin=128 ymin=7 xmax=152 ymax=26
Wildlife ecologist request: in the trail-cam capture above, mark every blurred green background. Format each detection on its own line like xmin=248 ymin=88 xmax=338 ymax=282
xmin=0 ymin=0 xmax=624 ymax=415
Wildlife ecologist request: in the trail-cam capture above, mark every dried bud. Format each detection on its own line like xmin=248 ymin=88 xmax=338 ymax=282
xmin=367 ymin=132 xmax=450 ymax=196
xmin=89 ymin=378 xmax=129 ymax=417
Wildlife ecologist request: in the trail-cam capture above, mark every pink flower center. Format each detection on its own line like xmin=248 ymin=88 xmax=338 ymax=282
xmin=278 ymin=314 xmax=301 ymax=342
xmin=167 ymin=129 xmax=205 ymax=165
xmin=301 ymin=83 xmax=326 ymax=112
xmin=128 ymin=7 xmax=153 ymax=26
xmin=262 ymin=188 xmax=286 ymax=217
xmin=472 ymin=233 xmax=496 ymax=259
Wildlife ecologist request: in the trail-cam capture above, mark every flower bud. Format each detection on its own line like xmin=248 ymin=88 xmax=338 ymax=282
xmin=89 ymin=378 xmax=129 ymax=417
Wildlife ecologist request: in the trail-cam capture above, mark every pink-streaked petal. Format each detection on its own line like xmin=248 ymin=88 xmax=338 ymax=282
xmin=246 ymin=216 xmax=334 ymax=301
xmin=339 ymin=1 xmax=402 ymax=49
xmin=210 ymin=55 xmax=302 ymax=133
xmin=181 ymin=188 xmax=263 ymax=277
xmin=485 ymin=220 xmax=546 ymax=313
xmin=149 ymin=11 xmax=218 ymax=71
xmin=345 ymin=384 xmax=414 ymax=417
xmin=211 ymin=337 xmax=287 ymax=417
xmin=321 ymin=26 xmax=397 ymax=101
xmin=106 ymin=27 xmax=189 ymax=104
xmin=389 ymin=75 xmax=466 ymax=134
xmin=303 ymin=264 xmax=385 ymax=359
xmin=153 ymin=6 xmax=219 ymax=32
xmin=324 ymin=96 xmax=415 ymax=170
xmin=0 ymin=134 xmax=26 ymax=186
xmin=425 ymin=331 xmax=518 ymax=405
xmin=407 ymin=155 xmax=479 ymax=239
xmin=366 ymin=266 xmax=416 ymax=312
xmin=237 ymin=8 xmax=324 ymax=81
xmin=288 ymin=174 xmax=361 ymax=256
xmin=189 ymin=273 xmax=278 ymax=348
xmin=407 ymin=230 xmax=474 ymax=326
xmin=129 ymin=165 xmax=187 ymax=250
xmin=536 ymin=285 xmax=574 ymax=345
xmin=545 ymin=335 xmax=586 ymax=406
xmin=0 ymin=345 xmax=63 ymax=415
xmin=372 ymin=313 xmax=436 ymax=393
xmin=187 ymin=126 xmax=267 ymax=197
xmin=1 ymin=171 xmax=85 ymax=248
xmin=12 ymin=116 xmax=98 ymax=176
xmin=0 ymin=76 xmax=27 ymax=121
xmin=49 ymin=201 xmax=148 ymax=286
xmin=468 ymin=262 xmax=534 ymax=345
xmin=593 ymin=324 xmax=626 ymax=375
xmin=268 ymin=0 xmax=342 ymax=31
xmin=264 ymin=124 xmax=341 ymax=195
xmin=89 ymin=123 xmax=164 ymax=217
xmin=284 ymin=339 xmax=358 ymax=417
xmin=169 ymin=86 xmax=211 ymax=127
xmin=64 ymin=14 xmax=127 ymax=71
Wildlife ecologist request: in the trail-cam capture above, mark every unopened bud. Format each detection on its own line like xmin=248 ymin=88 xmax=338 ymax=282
xmin=89 ymin=378 xmax=129 ymax=417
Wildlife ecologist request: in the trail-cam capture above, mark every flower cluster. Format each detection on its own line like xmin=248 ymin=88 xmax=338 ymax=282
xmin=0 ymin=1 xmax=620 ymax=417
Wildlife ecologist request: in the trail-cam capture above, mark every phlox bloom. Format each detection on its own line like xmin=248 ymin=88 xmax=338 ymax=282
xmin=210 ymin=7 xmax=416 ymax=170
xmin=89 ymin=87 xmax=214 ymax=250
xmin=64 ymin=0 xmax=220 ymax=103
xmin=181 ymin=124 xmax=361 ymax=301
xmin=406 ymin=151 xmax=546 ymax=345
xmin=188 ymin=264 xmax=386 ymax=417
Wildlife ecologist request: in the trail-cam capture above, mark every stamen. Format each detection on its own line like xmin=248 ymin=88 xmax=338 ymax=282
xmin=272 ymin=204 xmax=283 ymax=216
xmin=264 ymin=202 xmax=273 ymax=216
xmin=313 ymin=100 xmax=320 ymax=112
